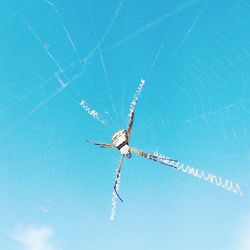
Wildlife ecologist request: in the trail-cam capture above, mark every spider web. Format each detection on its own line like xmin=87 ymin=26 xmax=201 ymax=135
xmin=0 ymin=0 xmax=250 ymax=249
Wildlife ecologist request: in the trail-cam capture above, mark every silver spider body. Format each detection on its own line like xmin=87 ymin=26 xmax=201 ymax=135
xmin=87 ymin=80 xmax=177 ymax=202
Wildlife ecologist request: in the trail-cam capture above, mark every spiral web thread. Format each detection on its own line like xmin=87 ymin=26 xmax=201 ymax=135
xmin=154 ymin=152 xmax=243 ymax=197
xmin=80 ymin=99 xmax=107 ymax=125
xmin=177 ymin=163 xmax=243 ymax=196
xmin=153 ymin=152 xmax=177 ymax=166
xmin=110 ymin=171 xmax=121 ymax=221
xmin=128 ymin=79 xmax=145 ymax=119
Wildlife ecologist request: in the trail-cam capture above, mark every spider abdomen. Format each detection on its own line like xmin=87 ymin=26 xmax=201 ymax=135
xmin=120 ymin=145 xmax=131 ymax=158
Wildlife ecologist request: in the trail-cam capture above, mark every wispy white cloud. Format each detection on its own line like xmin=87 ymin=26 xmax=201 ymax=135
xmin=239 ymin=216 xmax=250 ymax=250
xmin=12 ymin=225 xmax=55 ymax=250
xmin=243 ymin=237 xmax=250 ymax=250
xmin=242 ymin=230 xmax=250 ymax=250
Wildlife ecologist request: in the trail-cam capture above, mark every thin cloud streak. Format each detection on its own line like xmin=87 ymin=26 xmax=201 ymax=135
xmin=12 ymin=225 xmax=55 ymax=250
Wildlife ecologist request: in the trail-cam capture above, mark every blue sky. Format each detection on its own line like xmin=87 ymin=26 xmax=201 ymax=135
xmin=0 ymin=0 xmax=250 ymax=249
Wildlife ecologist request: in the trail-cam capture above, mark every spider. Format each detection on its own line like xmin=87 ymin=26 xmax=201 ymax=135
xmin=87 ymin=80 xmax=178 ymax=202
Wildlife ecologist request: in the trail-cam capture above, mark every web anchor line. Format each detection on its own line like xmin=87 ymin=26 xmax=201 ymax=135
xmin=172 ymin=161 xmax=242 ymax=196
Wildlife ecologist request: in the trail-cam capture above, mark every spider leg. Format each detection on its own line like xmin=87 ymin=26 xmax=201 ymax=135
xmin=127 ymin=79 xmax=145 ymax=142
xmin=86 ymin=140 xmax=117 ymax=149
xmin=127 ymin=111 xmax=135 ymax=142
xmin=129 ymin=146 xmax=178 ymax=169
xmin=113 ymin=154 xmax=125 ymax=202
